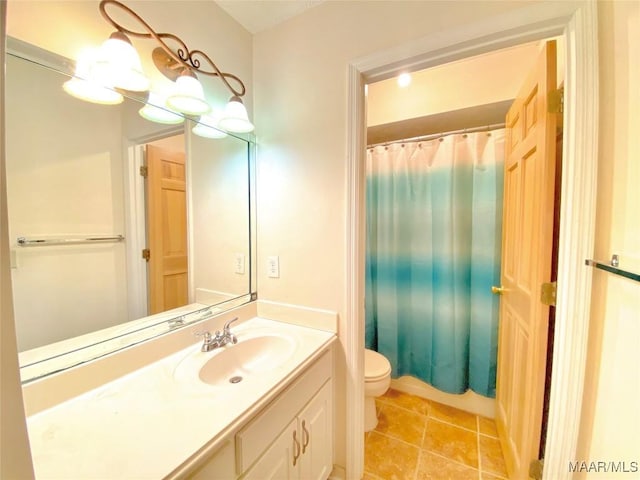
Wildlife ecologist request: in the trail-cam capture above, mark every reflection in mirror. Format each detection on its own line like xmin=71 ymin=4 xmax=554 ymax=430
xmin=189 ymin=121 xmax=250 ymax=305
xmin=5 ymin=41 xmax=255 ymax=382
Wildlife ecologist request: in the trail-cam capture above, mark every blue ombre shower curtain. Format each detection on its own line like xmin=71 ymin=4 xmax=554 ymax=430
xmin=365 ymin=129 xmax=505 ymax=398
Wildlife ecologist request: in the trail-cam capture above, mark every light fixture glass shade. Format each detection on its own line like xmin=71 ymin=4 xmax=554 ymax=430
xmin=218 ymin=96 xmax=254 ymax=133
xmin=94 ymin=32 xmax=150 ymax=92
xmin=166 ymin=74 xmax=210 ymax=115
xmin=63 ymin=48 xmax=123 ymax=105
xmin=139 ymin=92 xmax=184 ymax=125
xmin=192 ymin=114 xmax=228 ymax=139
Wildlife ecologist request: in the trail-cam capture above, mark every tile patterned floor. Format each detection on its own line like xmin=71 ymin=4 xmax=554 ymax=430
xmin=364 ymin=389 xmax=509 ymax=480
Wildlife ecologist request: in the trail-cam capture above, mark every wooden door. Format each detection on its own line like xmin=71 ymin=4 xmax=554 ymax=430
xmin=146 ymin=144 xmax=188 ymax=314
xmin=495 ymin=40 xmax=558 ymax=479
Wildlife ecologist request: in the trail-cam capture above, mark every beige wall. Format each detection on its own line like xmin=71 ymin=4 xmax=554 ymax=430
xmin=189 ymin=129 xmax=252 ymax=302
xmin=578 ymin=0 xmax=640 ymax=475
xmin=366 ymin=38 xmax=565 ymax=129
xmin=366 ymin=42 xmax=540 ymax=127
xmin=0 ymin=2 xmax=35 ymax=478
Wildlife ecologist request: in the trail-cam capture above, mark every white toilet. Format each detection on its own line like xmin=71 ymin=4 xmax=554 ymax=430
xmin=364 ymin=348 xmax=392 ymax=432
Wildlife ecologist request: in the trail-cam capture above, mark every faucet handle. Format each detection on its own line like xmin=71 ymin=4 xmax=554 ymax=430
xmin=194 ymin=331 xmax=212 ymax=342
xmin=223 ymin=317 xmax=239 ymax=332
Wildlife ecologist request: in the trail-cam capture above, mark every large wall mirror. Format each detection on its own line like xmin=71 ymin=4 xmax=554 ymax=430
xmin=5 ymin=38 xmax=256 ymax=382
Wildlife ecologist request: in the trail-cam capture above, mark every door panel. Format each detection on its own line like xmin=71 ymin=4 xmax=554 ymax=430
xmin=242 ymin=419 xmax=299 ymax=480
xmin=146 ymin=144 xmax=188 ymax=314
xmin=495 ymin=40 xmax=558 ymax=479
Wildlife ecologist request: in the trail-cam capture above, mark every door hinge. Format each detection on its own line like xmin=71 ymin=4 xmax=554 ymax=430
xmin=548 ymin=88 xmax=564 ymax=114
xmin=139 ymin=165 xmax=148 ymax=178
xmin=530 ymin=459 xmax=544 ymax=480
xmin=541 ymin=281 xmax=557 ymax=306
xmin=142 ymin=248 xmax=150 ymax=261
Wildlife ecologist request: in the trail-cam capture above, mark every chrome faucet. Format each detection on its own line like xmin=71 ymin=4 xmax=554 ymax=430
xmin=197 ymin=317 xmax=239 ymax=352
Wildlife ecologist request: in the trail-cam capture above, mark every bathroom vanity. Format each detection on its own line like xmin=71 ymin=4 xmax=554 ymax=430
xmin=24 ymin=318 xmax=336 ymax=479
xmin=185 ymin=348 xmax=332 ymax=480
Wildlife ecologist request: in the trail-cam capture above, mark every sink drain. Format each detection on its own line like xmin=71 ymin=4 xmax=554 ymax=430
xmin=229 ymin=376 xmax=243 ymax=384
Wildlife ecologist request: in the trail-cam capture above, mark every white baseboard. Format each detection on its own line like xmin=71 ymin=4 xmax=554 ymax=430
xmin=391 ymin=375 xmax=496 ymax=419
xmin=328 ymin=465 xmax=346 ymax=480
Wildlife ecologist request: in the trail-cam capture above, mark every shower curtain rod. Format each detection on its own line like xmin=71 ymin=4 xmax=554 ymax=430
xmin=367 ymin=122 xmax=506 ymax=149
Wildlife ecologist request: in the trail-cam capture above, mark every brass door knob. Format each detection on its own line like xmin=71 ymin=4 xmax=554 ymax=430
xmin=492 ymin=285 xmax=506 ymax=295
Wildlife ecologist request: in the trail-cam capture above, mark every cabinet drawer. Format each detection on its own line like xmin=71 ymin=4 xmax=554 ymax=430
xmin=235 ymin=349 xmax=331 ymax=474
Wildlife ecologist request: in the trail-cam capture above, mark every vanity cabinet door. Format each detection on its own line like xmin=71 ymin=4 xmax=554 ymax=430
xmin=298 ymin=381 xmax=333 ymax=480
xmin=242 ymin=418 xmax=300 ymax=480
xmin=236 ymin=350 xmax=333 ymax=480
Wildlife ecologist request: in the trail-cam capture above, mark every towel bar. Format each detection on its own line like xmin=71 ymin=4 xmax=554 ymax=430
xmin=17 ymin=235 xmax=125 ymax=246
xmin=585 ymin=255 xmax=640 ymax=283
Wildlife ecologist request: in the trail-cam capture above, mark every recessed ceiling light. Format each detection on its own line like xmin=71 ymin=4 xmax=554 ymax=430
xmin=397 ymin=73 xmax=411 ymax=88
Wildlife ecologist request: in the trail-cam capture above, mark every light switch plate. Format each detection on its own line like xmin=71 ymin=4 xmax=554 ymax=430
xmin=234 ymin=253 xmax=245 ymax=274
xmin=267 ymin=256 xmax=280 ymax=278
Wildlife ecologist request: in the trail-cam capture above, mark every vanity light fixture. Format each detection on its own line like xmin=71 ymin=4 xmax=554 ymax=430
xmin=63 ymin=48 xmax=124 ymax=105
xmin=192 ymin=114 xmax=228 ymax=139
xmin=97 ymin=0 xmax=254 ymax=132
xmin=93 ymin=31 xmax=150 ymax=92
xmin=218 ymin=96 xmax=254 ymax=133
xmin=139 ymin=92 xmax=184 ymax=125
xmin=166 ymin=70 xmax=210 ymax=116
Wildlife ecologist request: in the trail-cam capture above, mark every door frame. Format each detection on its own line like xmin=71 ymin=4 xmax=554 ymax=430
xmin=123 ymin=128 xmax=184 ymax=320
xmin=345 ymin=2 xmax=598 ymax=479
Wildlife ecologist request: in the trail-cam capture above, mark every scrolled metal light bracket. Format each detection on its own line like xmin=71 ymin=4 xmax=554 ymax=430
xmin=99 ymin=0 xmax=246 ymax=97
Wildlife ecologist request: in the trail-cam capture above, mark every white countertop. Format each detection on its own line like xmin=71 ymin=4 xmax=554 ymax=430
xmin=26 ymin=318 xmax=335 ymax=479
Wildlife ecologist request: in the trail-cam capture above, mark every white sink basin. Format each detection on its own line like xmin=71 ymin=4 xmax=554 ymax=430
xmin=199 ymin=335 xmax=296 ymax=386
xmin=174 ymin=331 xmax=298 ymax=387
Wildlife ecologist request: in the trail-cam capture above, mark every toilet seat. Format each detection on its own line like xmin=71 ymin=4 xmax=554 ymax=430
xmin=365 ymin=349 xmax=391 ymax=381
xmin=367 ymin=372 xmax=391 ymax=383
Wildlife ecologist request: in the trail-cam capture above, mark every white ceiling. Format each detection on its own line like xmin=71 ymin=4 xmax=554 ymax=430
xmin=215 ymin=0 xmax=324 ymax=34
